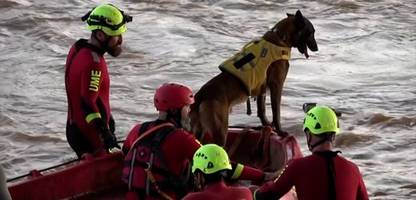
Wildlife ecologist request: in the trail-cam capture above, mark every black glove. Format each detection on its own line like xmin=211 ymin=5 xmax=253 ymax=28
xmin=92 ymin=118 xmax=120 ymax=150
xmin=102 ymin=131 xmax=121 ymax=150
xmin=109 ymin=115 xmax=116 ymax=134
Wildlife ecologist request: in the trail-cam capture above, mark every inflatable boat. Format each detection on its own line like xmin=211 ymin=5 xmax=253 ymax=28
xmin=8 ymin=126 xmax=302 ymax=200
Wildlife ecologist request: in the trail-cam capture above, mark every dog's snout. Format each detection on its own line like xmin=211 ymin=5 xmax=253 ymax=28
xmin=307 ymin=37 xmax=318 ymax=52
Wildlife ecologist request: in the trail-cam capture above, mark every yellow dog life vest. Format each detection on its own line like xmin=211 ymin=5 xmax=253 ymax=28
xmin=219 ymin=39 xmax=291 ymax=96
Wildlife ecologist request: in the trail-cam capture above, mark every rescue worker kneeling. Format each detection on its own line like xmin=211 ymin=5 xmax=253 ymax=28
xmin=254 ymin=104 xmax=368 ymax=200
xmin=122 ymin=83 xmax=269 ymax=200
xmin=183 ymin=144 xmax=253 ymax=200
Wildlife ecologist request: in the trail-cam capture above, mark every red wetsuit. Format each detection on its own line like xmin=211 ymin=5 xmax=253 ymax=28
xmin=254 ymin=152 xmax=369 ymax=200
xmin=65 ymin=39 xmax=111 ymax=157
xmin=123 ymin=120 xmax=265 ymax=200
xmin=183 ymin=180 xmax=253 ymax=200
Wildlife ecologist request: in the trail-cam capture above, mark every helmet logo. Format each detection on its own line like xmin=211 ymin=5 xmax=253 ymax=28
xmin=307 ymin=112 xmax=317 ymax=120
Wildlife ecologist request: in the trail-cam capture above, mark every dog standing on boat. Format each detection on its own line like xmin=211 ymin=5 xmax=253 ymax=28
xmin=190 ymin=10 xmax=318 ymax=145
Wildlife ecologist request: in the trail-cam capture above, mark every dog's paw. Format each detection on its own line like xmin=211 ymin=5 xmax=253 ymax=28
xmin=276 ymin=129 xmax=289 ymax=138
xmin=260 ymin=119 xmax=271 ymax=126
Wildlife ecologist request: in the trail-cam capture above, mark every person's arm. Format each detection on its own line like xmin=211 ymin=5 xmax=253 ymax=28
xmin=356 ymin=171 xmax=369 ymax=200
xmin=182 ymin=131 xmax=202 ymax=159
xmin=227 ymin=163 xmax=265 ymax=184
xmin=80 ymin=61 xmax=118 ymax=150
xmin=80 ymin=62 xmax=102 ymax=125
xmin=182 ymin=193 xmax=200 ymax=200
xmin=254 ymin=164 xmax=294 ymax=200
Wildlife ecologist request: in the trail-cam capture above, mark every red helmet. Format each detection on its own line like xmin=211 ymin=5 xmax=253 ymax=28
xmin=154 ymin=83 xmax=194 ymax=111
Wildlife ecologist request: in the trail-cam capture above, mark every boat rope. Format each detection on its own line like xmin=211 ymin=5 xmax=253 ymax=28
xmin=6 ymin=158 xmax=79 ymax=182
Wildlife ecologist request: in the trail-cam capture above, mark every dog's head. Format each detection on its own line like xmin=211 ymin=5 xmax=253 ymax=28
xmin=288 ymin=10 xmax=318 ymax=58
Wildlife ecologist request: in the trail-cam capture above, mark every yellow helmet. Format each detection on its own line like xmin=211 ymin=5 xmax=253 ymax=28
xmin=82 ymin=4 xmax=132 ymax=36
xmin=303 ymin=105 xmax=340 ymax=135
xmin=192 ymin=144 xmax=232 ymax=174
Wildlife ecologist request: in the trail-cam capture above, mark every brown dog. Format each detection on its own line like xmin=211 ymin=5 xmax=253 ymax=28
xmin=190 ymin=10 xmax=318 ymax=146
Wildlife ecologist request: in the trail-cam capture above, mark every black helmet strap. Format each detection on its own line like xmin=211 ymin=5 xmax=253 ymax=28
xmin=81 ymin=5 xmax=133 ymax=31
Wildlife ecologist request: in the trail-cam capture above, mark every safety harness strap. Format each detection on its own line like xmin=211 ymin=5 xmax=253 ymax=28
xmin=127 ymin=121 xmax=177 ymax=200
xmin=315 ymin=151 xmax=341 ymax=200
xmin=145 ymin=168 xmax=175 ymax=200
xmin=127 ymin=122 xmax=174 ymax=190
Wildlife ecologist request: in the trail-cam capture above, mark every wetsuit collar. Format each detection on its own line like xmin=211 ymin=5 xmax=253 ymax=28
xmin=204 ymin=180 xmax=228 ymax=191
xmin=154 ymin=118 xmax=180 ymax=128
xmin=75 ymin=39 xmax=106 ymax=56
xmin=313 ymin=150 xmax=341 ymax=157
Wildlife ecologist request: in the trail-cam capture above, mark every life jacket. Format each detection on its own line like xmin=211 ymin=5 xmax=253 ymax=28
xmin=219 ymin=38 xmax=291 ymax=96
xmin=122 ymin=121 xmax=192 ymax=198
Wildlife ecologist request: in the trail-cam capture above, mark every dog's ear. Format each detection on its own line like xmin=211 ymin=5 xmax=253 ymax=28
xmin=294 ymin=10 xmax=305 ymax=28
xmin=286 ymin=13 xmax=294 ymax=17
xmin=295 ymin=10 xmax=303 ymax=19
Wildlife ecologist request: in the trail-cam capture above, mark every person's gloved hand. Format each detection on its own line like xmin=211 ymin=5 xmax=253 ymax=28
xmin=109 ymin=115 xmax=116 ymax=134
xmin=92 ymin=118 xmax=120 ymax=151
xmin=102 ymin=132 xmax=121 ymax=151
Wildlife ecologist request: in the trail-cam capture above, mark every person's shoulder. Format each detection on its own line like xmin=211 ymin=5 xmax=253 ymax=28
xmin=124 ymin=123 xmax=142 ymax=143
xmin=128 ymin=123 xmax=142 ymax=135
xmin=170 ymin=129 xmax=199 ymax=143
xmin=288 ymin=155 xmax=312 ymax=166
xmin=182 ymin=192 xmax=208 ymax=200
xmin=280 ymin=154 xmax=320 ymax=173
xmin=171 ymin=128 xmax=196 ymax=138
xmin=228 ymin=186 xmax=253 ymax=199
xmin=336 ymin=155 xmax=361 ymax=170
xmin=74 ymin=39 xmax=103 ymax=63
xmin=230 ymin=185 xmax=252 ymax=193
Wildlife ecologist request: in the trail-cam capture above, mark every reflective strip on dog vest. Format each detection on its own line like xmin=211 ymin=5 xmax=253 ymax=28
xmin=219 ymin=39 xmax=291 ymax=96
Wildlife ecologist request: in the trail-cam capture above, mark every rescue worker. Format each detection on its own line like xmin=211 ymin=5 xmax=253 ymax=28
xmin=65 ymin=4 xmax=132 ymax=157
xmin=122 ymin=83 xmax=272 ymax=200
xmin=183 ymin=144 xmax=253 ymax=200
xmin=254 ymin=104 xmax=369 ymax=200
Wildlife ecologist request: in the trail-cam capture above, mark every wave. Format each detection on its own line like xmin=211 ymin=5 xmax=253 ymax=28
xmin=0 ymin=113 xmax=14 ymax=127
xmin=7 ymin=131 xmax=65 ymax=144
xmin=0 ymin=0 xmax=32 ymax=8
xmin=334 ymin=131 xmax=379 ymax=148
xmin=357 ymin=113 xmax=416 ymax=129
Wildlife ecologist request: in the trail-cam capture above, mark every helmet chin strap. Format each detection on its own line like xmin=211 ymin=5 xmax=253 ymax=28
xmin=307 ymin=133 xmax=331 ymax=151
xmin=93 ymin=31 xmax=111 ymax=53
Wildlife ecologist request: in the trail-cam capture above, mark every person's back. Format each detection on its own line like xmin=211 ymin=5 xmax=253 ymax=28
xmin=122 ymin=83 xmax=200 ymax=200
xmin=255 ymin=105 xmax=368 ymax=200
xmin=122 ymin=120 xmax=200 ymax=198
xmin=258 ymin=152 xmax=367 ymax=200
xmin=297 ymin=153 xmax=366 ymax=200
xmin=184 ymin=181 xmax=252 ymax=200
